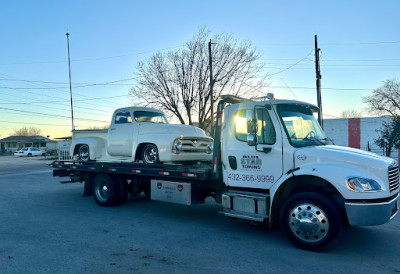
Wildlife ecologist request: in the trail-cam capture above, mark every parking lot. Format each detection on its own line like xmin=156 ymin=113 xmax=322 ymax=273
xmin=0 ymin=156 xmax=399 ymax=273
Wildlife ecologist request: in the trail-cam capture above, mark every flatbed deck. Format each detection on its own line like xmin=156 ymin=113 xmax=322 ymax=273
xmin=51 ymin=160 xmax=213 ymax=181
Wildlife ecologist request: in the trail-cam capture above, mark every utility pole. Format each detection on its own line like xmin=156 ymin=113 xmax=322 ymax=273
xmin=314 ymin=35 xmax=323 ymax=128
xmin=208 ymin=39 xmax=214 ymax=135
xmin=66 ymin=32 xmax=75 ymax=131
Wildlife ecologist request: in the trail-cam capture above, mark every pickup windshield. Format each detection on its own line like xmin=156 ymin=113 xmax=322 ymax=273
xmin=277 ymin=104 xmax=331 ymax=147
xmin=134 ymin=111 xmax=168 ymax=124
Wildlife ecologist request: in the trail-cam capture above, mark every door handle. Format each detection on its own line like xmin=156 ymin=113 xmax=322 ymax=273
xmin=228 ymin=156 xmax=237 ymax=170
xmin=110 ymin=128 xmax=116 ymax=131
xmin=263 ymin=147 xmax=272 ymax=153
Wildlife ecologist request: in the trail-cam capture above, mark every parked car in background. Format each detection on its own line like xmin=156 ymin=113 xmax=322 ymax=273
xmin=14 ymin=147 xmax=46 ymax=157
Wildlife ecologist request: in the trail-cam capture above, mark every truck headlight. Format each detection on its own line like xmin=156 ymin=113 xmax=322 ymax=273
xmin=174 ymin=141 xmax=183 ymax=154
xmin=207 ymin=142 xmax=213 ymax=154
xmin=345 ymin=177 xmax=382 ymax=192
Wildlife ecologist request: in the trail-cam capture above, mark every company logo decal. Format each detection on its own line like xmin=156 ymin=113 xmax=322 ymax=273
xmin=240 ymin=155 xmax=262 ymax=170
xmin=297 ymin=155 xmax=307 ymax=161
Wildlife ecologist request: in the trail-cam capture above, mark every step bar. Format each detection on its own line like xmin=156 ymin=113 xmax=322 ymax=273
xmin=220 ymin=190 xmax=270 ymax=222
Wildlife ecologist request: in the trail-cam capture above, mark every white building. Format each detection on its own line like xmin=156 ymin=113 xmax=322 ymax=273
xmin=324 ymin=117 xmax=399 ymax=162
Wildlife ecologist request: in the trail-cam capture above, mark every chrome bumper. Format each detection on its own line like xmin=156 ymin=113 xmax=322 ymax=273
xmin=345 ymin=193 xmax=399 ymax=226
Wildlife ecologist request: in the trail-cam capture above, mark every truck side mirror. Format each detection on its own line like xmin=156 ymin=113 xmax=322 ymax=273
xmin=246 ymin=110 xmax=257 ymax=134
xmin=247 ymin=134 xmax=257 ymax=146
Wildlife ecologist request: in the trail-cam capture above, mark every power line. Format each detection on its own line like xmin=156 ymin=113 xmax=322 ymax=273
xmin=0 ymin=72 xmax=121 ymax=110
xmin=0 ymin=45 xmax=182 ymax=66
xmin=0 ymin=94 xmax=129 ymax=105
xmin=0 ymin=107 xmax=110 ymax=123
xmin=268 ymin=50 xmax=314 ymax=76
xmin=0 ymin=120 xmax=71 ymax=127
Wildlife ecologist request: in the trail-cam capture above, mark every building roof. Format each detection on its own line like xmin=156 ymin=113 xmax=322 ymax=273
xmin=0 ymin=135 xmax=56 ymax=143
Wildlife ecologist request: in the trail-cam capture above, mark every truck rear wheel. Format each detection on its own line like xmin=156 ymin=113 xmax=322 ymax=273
xmin=92 ymin=174 xmax=120 ymax=207
xmin=279 ymin=192 xmax=342 ymax=250
xmin=78 ymin=144 xmax=90 ymax=162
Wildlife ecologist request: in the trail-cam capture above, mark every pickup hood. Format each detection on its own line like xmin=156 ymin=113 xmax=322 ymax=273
xmin=138 ymin=123 xmax=211 ymax=139
xmin=294 ymin=145 xmax=397 ymax=194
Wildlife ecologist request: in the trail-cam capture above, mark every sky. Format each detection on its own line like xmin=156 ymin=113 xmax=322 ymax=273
xmin=0 ymin=0 xmax=399 ymax=138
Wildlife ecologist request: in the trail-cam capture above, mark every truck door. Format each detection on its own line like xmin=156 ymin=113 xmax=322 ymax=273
xmin=223 ymin=105 xmax=283 ymax=189
xmin=107 ymin=111 xmax=134 ymax=157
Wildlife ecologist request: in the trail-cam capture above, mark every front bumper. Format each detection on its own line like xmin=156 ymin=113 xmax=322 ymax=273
xmin=345 ymin=193 xmax=399 ymax=226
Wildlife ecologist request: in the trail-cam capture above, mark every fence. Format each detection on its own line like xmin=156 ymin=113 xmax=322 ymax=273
xmin=58 ymin=150 xmax=73 ymax=161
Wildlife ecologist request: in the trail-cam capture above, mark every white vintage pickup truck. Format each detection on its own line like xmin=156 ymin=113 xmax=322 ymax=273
xmin=71 ymin=107 xmax=213 ymax=164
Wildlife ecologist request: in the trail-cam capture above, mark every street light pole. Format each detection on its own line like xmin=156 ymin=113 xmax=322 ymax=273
xmin=208 ymin=39 xmax=214 ymax=135
xmin=66 ymin=32 xmax=75 ymax=131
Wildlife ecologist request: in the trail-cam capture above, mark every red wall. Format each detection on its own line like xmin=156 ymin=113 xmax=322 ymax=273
xmin=348 ymin=118 xmax=361 ymax=149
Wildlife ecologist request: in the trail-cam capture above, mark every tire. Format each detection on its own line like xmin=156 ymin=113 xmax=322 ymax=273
xmin=115 ymin=176 xmax=128 ymax=204
xmin=42 ymin=153 xmax=45 ymax=156
xmin=78 ymin=144 xmax=90 ymax=162
xmin=141 ymin=144 xmax=159 ymax=164
xmin=129 ymin=178 xmax=144 ymax=197
xmin=92 ymin=174 xmax=120 ymax=207
xmin=279 ymin=192 xmax=342 ymax=250
xmin=142 ymin=181 xmax=151 ymax=198
xmin=27 ymin=153 xmax=32 ymax=157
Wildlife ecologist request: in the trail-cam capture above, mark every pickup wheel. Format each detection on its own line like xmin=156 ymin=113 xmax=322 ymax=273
xmin=78 ymin=144 xmax=90 ymax=162
xmin=92 ymin=174 xmax=120 ymax=207
xmin=141 ymin=144 xmax=159 ymax=164
xmin=279 ymin=192 xmax=342 ymax=250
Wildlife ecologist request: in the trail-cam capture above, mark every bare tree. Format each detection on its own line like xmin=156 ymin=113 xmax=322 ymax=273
xmin=340 ymin=109 xmax=363 ymax=118
xmin=363 ymin=79 xmax=400 ymax=118
xmin=129 ymin=28 xmax=268 ymax=131
xmin=12 ymin=127 xmax=42 ymax=136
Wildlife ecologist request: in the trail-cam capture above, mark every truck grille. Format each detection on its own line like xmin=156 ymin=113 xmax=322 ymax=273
xmin=175 ymin=138 xmax=211 ymax=153
xmin=388 ymin=165 xmax=399 ymax=192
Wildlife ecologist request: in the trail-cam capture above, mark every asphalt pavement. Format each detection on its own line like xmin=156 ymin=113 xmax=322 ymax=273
xmin=0 ymin=156 xmax=399 ymax=273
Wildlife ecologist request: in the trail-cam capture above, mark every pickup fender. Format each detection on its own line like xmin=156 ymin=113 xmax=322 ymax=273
xmin=71 ymin=137 xmax=106 ymax=160
xmin=132 ymin=134 xmax=182 ymax=162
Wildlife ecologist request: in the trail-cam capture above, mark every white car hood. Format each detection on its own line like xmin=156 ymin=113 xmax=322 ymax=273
xmin=294 ymin=145 xmax=396 ymax=187
xmin=138 ymin=123 xmax=210 ymax=139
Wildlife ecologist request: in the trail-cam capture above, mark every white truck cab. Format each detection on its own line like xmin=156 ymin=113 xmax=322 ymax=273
xmin=217 ymin=95 xmax=399 ymax=248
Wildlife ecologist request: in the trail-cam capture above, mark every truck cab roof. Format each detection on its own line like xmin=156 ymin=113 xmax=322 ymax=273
xmin=113 ymin=107 xmax=164 ymax=114
xmin=220 ymin=95 xmax=318 ymax=110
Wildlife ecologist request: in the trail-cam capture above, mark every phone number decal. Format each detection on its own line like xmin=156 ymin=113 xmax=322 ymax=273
xmin=227 ymin=173 xmax=274 ymax=183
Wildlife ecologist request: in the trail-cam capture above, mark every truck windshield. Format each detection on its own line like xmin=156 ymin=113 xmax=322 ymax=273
xmin=134 ymin=111 xmax=168 ymax=124
xmin=277 ymin=104 xmax=332 ymax=147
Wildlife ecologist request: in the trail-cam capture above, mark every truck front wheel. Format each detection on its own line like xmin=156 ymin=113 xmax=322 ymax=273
xmin=279 ymin=192 xmax=342 ymax=250
xmin=92 ymin=174 xmax=120 ymax=207
xmin=141 ymin=144 xmax=159 ymax=164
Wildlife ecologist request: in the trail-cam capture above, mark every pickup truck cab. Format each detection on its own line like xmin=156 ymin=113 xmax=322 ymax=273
xmin=71 ymin=107 xmax=213 ymax=164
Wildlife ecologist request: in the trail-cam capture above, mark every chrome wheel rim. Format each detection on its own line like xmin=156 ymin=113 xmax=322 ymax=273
xmin=288 ymin=203 xmax=329 ymax=243
xmin=79 ymin=145 xmax=89 ymax=162
xmin=95 ymin=179 xmax=109 ymax=203
xmin=143 ymin=146 xmax=158 ymax=164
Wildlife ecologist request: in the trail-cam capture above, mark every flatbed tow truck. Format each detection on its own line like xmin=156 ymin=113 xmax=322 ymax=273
xmin=52 ymin=95 xmax=399 ymax=250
